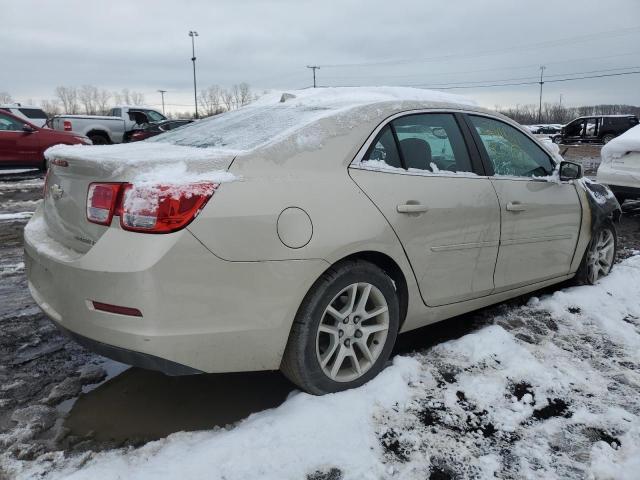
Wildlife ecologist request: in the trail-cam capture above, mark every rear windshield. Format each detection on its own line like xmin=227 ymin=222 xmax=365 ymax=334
xmin=18 ymin=108 xmax=47 ymax=119
xmin=147 ymin=103 xmax=342 ymax=151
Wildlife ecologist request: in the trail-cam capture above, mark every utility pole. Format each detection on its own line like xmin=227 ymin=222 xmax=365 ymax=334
xmin=538 ymin=65 xmax=546 ymax=123
xmin=559 ymin=93 xmax=563 ymax=108
xmin=307 ymin=65 xmax=320 ymax=88
xmin=157 ymin=90 xmax=167 ymax=115
xmin=189 ymin=30 xmax=199 ymax=118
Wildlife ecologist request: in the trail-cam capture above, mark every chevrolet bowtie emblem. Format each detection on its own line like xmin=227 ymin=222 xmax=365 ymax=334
xmin=50 ymin=184 xmax=64 ymax=200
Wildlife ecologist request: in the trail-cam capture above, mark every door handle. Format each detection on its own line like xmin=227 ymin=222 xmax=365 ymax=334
xmin=506 ymin=202 xmax=527 ymax=212
xmin=397 ymin=203 xmax=429 ymax=214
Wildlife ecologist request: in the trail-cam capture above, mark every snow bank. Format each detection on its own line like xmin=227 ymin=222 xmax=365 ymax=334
xmin=601 ymin=124 xmax=640 ymax=163
xmin=8 ymin=357 xmax=421 ymax=480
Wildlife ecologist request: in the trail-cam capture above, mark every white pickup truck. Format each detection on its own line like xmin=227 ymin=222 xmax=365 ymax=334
xmin=50 ymin=106 xmax=167 ymax=144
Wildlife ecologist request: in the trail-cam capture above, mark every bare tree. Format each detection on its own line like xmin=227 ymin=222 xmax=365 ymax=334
xmin=79 ymin=85 xmax=98 ymax=115
xmin=95 ymin=89 xmax=112 ymax=115
xmin=55 ymin=86 xmax=79 ymax=114
xmin=199 ymin=85 xmax=223 ymax=116
xmin=40 ymin=99 xmax=61 ymax=116
xmin=239 ymin=83 xmax=251 ymax=107
xmin=221 ymin=88 xmax=234 ymax=111
xmin=232 ymin=84 xmax=241 ymax=110
xmin=130 ymin=91 xmax=145 ymax=105
xmin=0 ymin=91 xmax=12 ymax=104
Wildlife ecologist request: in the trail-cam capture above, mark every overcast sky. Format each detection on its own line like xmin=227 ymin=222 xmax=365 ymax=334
xmin=2 ymin=0 xmax=639 ymax=113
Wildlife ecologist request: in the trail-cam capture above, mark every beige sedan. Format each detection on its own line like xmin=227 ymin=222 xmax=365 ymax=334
xmin=25 ymin=88 xmax=619 ymax=394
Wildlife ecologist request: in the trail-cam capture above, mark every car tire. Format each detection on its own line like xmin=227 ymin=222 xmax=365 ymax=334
xmin=281 ymin=260 xmax=400 ymax=395
xmin=602 ymin=134 xmax=616 ymax=144
xmin=552 ymin=136 xmax=562 ymax=144
xmin=574 ymin=220 xmax=617 ymax=285
xmin=88 ymin=133 xmax=110 ymax=145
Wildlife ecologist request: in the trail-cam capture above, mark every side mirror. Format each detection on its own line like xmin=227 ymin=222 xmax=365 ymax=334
xmin=559 ymin=161 xmax=582 ymax=181
xmin=22 ymin=124 xmax=36 ymax=133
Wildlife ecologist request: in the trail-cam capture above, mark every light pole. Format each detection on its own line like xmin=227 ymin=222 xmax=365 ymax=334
xmin=538 ymin=65 xmax=546 ymax=123
xmin=157 ymin=90 xmax=167 ymax=115
xmin=189 ymin=30 xmax=199 ymax=119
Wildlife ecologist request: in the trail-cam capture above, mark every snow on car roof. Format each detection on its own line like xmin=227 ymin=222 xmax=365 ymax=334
xmin=147 ymin=87 xmax=477 ymax=152
xmin=601 ymin=124 xmax=640 ymax=163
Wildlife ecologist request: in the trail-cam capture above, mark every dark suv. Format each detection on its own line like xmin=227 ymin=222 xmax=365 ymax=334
xmin=554 ymin=115 xmax=639 ymax=144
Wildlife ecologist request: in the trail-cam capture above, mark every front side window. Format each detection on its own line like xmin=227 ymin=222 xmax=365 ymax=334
xmin=0 ymin=113 xmax=24 ymax=131
xmin=469 ymin=115 xmax=554 ymax=178
xmin=144 ymin=110 xmax=166 ymax=122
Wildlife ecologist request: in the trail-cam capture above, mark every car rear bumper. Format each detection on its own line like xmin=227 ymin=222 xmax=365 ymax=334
xmin=24 ymin=206 xmax=329 ymax=373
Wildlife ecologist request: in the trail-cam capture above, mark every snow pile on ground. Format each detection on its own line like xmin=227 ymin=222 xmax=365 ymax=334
xmin=5 ymin=256 xmax=639 ymax=480
xmin=378 ymin=255 xmax=640 ymax=479
xmin=6 ymin=357 xmax=422 ymax=480
xmin=601 ymin=124 xmax=640 ymax=163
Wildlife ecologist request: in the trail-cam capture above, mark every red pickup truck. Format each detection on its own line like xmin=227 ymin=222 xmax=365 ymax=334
xmin=0 ymin=110 xmax=90 ymax=170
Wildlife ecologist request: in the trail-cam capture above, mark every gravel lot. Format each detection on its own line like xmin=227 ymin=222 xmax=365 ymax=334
xmin=0 ymin=153 xmax=639 ymax=479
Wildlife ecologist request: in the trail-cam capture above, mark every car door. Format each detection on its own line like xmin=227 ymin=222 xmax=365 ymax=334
xmin=563 ymin=119 xmax=584 ymax=143
xmin=349 ymin=112 xmax=501 ymax=306
xmin=466 ymin=114 xmax=582 ymax=291
xmin=0 ymin=112 xmax=31 ymax=165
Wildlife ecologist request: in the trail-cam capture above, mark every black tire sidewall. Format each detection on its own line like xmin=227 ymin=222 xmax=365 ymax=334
xmin=295 ymin=263 xmax=399 ymax=394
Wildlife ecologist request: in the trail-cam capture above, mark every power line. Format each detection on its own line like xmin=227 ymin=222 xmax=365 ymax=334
xmin=319 ymin=26 xmax=640 ymax=68
xmin=410 ymin=70 xmax=640 ymax=90
xmin=402 ymin=65 xmax=640 ymax=88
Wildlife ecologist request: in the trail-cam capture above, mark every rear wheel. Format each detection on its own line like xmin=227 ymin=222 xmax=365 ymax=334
xmin=88 ymin=133 xmax=110 ymax=145
xmin=575 ymin=221 xmax=617 ymax=285
xmin=281 ymin=260 xmax=399 ymax=395
xmin=602 ymin=134 xmax=616 ymax=144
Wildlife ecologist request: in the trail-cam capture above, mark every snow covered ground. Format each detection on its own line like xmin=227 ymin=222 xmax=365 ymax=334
xmin=1 ymin=168 xmax=640 ymax=480
xmin=4 ymin=256 xmax=640 ymax=479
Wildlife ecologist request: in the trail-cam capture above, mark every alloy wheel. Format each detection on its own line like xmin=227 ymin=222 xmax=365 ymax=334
xmin=587 ymin=228 xmax=615 ymax=283
xmin=315 ymin=282 xmax=389 ymax=382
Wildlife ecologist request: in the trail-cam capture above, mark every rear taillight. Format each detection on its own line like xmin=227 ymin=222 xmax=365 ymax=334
xmin=63 ymin=120 xmax=72 ymax=131
xmin=120 ymin=182 xmax=217 ymax=233
xmin=85 ymin=182 xmax=217 ymax=233
xmin=87 ymin=183 xmax=122 ymax=225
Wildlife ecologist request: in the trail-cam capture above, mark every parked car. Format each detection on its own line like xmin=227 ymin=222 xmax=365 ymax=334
xmin=526 ymin=124 xmax=562 ymax=136
xmin=553 ymin=115 xmax=639 ymax=144
xmin=0 ymin=110 xmax=90 ymax=169
xmin=0 ymin=104 xmax=49 ymax=128
xmin=597 ymin=124 xmax=640 ymax=204
xmin=126 ymin=119 xmax=194 ymax=142
xmin=25 ymin=87 xmax=620 ymax=395
xmin=50 ymin=106 xmax=167 ymax=145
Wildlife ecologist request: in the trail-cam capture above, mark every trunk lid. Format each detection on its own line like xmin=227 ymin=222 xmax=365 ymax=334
xmin=42 ymin=143 xmax=237 ymax=254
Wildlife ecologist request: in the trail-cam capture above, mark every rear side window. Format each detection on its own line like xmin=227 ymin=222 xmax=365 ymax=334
xmin=18 ymin=108 xmax=47 ymax=119
xmin=392 ymin=114 xmax=472 ymax=172
xmin=363 ymin=125 xmax=402 ymax=168
xmin=110 ymin=108 xmax=122 ymax=117
xmin=469 ymin=115 xmax=554 ymax=177
xmin=363 ymin=113 xmax=473 ymax=173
